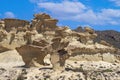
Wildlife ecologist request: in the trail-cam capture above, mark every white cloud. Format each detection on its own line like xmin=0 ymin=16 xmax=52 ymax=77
xmin=38 ymin=1 xmax=86 ymax=14
xmin=99 ymin=9 xmax=120 ymax=17
xmin=4 ymin=12 xmax=15 ymax=18
xmin=77 ymin=9 xmax=120 ymax=25
xmin=110 ymin=0 xmax=120 ymax=6
xmin=34 ymin=1 xmax=120 ymax=26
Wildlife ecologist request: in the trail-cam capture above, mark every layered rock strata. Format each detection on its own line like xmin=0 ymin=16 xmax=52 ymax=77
xmin=0 ymin=13 xmax=119 ymax=71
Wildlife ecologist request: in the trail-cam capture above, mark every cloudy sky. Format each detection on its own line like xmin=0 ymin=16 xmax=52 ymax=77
xmin=0 ymin=0 xmax=120 ymax=31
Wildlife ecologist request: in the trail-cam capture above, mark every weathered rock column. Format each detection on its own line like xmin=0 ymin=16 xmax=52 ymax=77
xmin=50 ymin=52 xmax=62 ymax=70
xmin=50 ymin=36 xmax=70 ymax=70
xmin=0 ymin=20 xmax=8 ymax=42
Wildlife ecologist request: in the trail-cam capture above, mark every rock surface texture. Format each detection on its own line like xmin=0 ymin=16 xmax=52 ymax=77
xmin=74 ymin=27 xmax=120 ymax=49
xmin=0 ymin=13 xmax=120 ymax=80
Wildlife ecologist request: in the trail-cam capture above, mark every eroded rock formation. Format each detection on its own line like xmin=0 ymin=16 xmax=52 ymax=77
xmin=15 ymin=13 xmax=119 ymax=70
xmin=0 ymin=13 xmax=119 ymax=70
xmin=3 ymin=18 xmax=29 ymax=32
xmin=32 ymin=13 xmax=58 ymax=33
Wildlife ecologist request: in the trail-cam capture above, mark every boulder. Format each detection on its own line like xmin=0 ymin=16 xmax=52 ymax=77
xmin=16 ymin=45 xmax=48 ymax=67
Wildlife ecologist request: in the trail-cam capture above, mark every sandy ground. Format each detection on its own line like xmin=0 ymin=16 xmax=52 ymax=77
xmin=0 ymin=50 xmax=120 ymax=71
xmin=0 ymin=50 xmax=120 ymax=80
xmin=0 ymin=50 xmax=24 ymax=68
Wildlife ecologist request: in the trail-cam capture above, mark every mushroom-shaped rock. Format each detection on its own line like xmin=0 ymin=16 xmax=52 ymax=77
xmin=84 ymin=27 xmax=95 ymax=34
xmin=50 ymin=37 xmax=70 ymax=70
xmin=16 ymin=45 xmax=48 ymax=67
xmin=34 ymin=13 xmax=51 ymax=20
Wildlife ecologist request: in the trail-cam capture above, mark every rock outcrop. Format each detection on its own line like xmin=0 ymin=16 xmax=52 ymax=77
xmin=32 ymin=13 xmax=58 ymax=33
xmin=0 ymin=13 xmax=119 ymax=71
xmin=0 ymin=13 xmax=120 ymax=80
xmin=74 ymin=27 xmax=120 ymax=49
xmin=12 ymin=13 xmax=119 ymax=70
xmin=3 ymin=18 xmax=29 ymax=32
xmin=95 ymin=30 xmax=120 ymax=49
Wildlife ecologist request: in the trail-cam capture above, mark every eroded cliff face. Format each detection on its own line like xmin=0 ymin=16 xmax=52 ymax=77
xmin=0 ymin=13 xmax=119 ymax=69
xmin=0 ymin=13 xmax=120 ymax=80
xmin=74 ymin=27 xmax=120 ymax=49
xmin=4 ymin=18 xmax=30 ymax=32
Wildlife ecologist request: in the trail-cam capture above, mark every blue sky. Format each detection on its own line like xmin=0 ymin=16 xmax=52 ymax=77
xmin=0 ymin=0 xmax=120 ymax=31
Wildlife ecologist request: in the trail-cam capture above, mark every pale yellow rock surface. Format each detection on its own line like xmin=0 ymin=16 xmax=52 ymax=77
xmin=0 ymin=13 xmax=120 ymax=80
xmin=0 ymin=50 xmax=24 ymax=67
